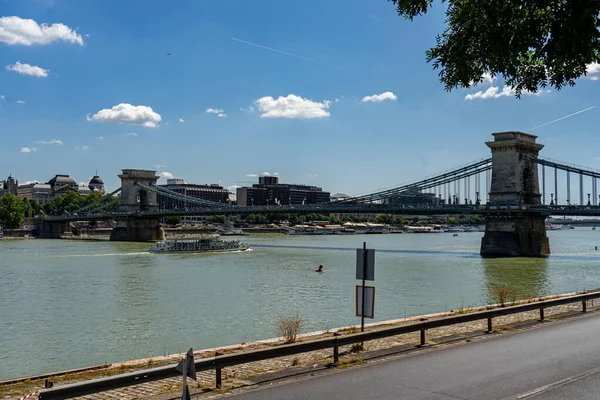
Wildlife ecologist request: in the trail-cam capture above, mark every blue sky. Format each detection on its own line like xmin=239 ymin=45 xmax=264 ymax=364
xmin=1 ymin=0 xmax=599 ymax=197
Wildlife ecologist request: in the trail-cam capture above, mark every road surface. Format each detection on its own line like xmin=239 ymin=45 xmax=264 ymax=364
xmin=224 ymin=313 xmax=600 ymax=400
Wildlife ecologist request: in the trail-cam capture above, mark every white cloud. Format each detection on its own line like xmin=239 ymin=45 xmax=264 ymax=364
xmin=255 ymin=94 xmax=331 ymax=119
xmin=21 ymin=180 xmax=39 ymax=185
xmin=261 ymin=172 xmax=271 ymax=176
xmin=0 ymin=16 xmax=84 ymax=46
xmin=75 ymin=145 xmax=89 ymax=151
xmin=273 ymin=172 xmax=279 ymax=176
xmin=20 ymin=147 xmax=36 ymax=153
xmin=217 ymin=112 xmax=227 ymax=118
xmin=227 ymin=185 xmax=241 ymax=191
xmin=159 ymin=171 xmax=174 ymax=179
xmin=469 ymin=72 xmax=496 ymax=86
xmin=87 ymin=103 xmax=162 ymax=128
xmin=586 ymin=63 xmax=600 ymax=80
xmin=240 ymin=106 xmax=255 ymax=112
xmin=206 ymin=108 xmax=224 ymax=114
xmin=37 ymin=139 xmax=63 ymax=145
xmin=309 ymin=173 xmax=318 ymax=178
xmin=464 ymin=86 xmax=543 ymax=101
xmin=16 ymin=100 xmax=25 ymax=104
xmin=361 ymin=91 xmax=397 ymax=103
xmin=126 ymin=132 xmax=138 ymax=136
xmin=246 ymin=173 xmax=258 ymax=177
xmin=6 ymin=61 xmax=48 ymax=77
xmin=179 ymin=117 xmax=185 ymax=123
xmin=97 ymin=136 xmax=104 ymax=140
xmin=368 ymin=14 xmax=379 ymax=21
xmin=0 ymin=95 xmax=5 ymax=100
xmin=155 ymin=164 xmax=168 ymax=169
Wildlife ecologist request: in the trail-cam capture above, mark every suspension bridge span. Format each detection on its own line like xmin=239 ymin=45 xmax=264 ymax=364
xmin=41 ymin=131 xmax=600 ymax=257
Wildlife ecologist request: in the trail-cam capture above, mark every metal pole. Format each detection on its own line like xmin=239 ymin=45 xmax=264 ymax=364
xmin=554 ymin=168 xmax=558 ymax=205
xmin=542 ymin=165 xmax=545 ymax=205
xmin=567 ymin=171 xmax=571 ymax=204
xmin=182 ymin=355 xmax=187 ymax=396
xmin=580 ymin=173 xmax=584 ymax=206
xmin=361 ymin=241 xmax=367 ymax=332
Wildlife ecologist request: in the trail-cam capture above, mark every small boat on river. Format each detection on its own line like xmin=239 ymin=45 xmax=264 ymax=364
xmin=150 ymin=234 xmax=250 ymax=253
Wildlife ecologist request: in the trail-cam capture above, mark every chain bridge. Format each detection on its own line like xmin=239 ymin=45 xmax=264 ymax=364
xmin=42 ymin=132 xmax=600 ymax=257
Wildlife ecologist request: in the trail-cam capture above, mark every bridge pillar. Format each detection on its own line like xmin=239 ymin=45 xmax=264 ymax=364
xmin=480 ymin=132 xmax=550 ymax=257
xmin=37 ymin=220 xmax=71 ymax=238
xmin=109 ymin=169 xmax=165 ymax=242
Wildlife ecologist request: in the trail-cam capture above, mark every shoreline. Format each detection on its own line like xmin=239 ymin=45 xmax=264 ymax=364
xmin=0 ymin=289 xmax=585 ymax=387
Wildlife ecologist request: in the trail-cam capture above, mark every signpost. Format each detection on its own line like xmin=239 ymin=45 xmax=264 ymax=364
xmin=356 ymin=242 xmax=375 ymax=331
xmin=175 ymin=348 xmax=196 ymax=400
xmin=355 ymin=285 xmax=375 ymax=318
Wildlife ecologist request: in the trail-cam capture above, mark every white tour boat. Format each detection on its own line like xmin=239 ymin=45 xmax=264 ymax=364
xmin=150 ymin=234 xmax=250 ymax=253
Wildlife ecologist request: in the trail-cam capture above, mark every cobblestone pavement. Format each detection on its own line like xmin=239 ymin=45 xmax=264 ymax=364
xmin=2 ymin=299 xmax=592 ymax=400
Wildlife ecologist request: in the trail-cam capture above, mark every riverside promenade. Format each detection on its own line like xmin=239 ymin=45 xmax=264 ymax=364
xmin=2 ymin=291 xmax=596 ymax=400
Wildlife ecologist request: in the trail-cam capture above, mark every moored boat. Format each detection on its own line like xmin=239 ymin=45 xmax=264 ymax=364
xmin=150 ymin=234 xmax=250 ymax=253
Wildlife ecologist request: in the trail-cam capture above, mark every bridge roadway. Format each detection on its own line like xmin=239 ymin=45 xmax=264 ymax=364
xmin=44 ymin=203 xmax=600 ymax=222
xmin=223 ymin=313 xmax=600 ymax=400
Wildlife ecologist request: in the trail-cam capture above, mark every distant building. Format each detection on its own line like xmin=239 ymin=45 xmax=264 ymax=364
xmin=236 ymin=175 xmax=330 ymax=206
xmin=331 ymin=193 xmax=351 ymax=202
xmin=157 ymin=178 xmax=230 ymax=209
xmin=88 ymin=175 xmax=105 ymax=194
xmin=17 ymin=174 xmax=101 ymax=204
xmin=18 ymin=183 xmax=52 ymax=204
xmin=47 ymin=174 xmax=79 ymax=196
xmin=3 ymin=175 xmax=18 ymax=195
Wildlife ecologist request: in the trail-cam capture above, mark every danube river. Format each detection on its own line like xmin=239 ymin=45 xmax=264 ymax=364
xmin=2 ymin=230 xmax=600 ymax=379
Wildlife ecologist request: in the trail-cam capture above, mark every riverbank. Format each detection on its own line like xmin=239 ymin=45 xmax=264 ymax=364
xmin=2 ymin=290 xmax=595 ymax=400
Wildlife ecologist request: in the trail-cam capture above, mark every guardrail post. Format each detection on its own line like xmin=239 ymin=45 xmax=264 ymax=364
xmin=419 ymin=329 xmax=426 ymax=346
xmin=487 ymin=317 xmax=493 ymax=333
xmin=583 ymin=300 xmax=587 ymax=312
xmin=215 ymin=352 xmax=223 ymax=389
xmin=540 ymin=307 xmax=545 ymax=321
xmin=333 ymin=333 xmax=340 ymax=365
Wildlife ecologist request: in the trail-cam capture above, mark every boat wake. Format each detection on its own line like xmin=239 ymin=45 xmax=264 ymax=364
xmin=53 ymin=252 xmax=151 ymax=258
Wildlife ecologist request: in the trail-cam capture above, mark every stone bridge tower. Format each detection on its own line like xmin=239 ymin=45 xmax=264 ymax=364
xmin=480 ymin=132 xmax=550 ymax=257
xmin=110 ymin=169 xmax=165 ymax=242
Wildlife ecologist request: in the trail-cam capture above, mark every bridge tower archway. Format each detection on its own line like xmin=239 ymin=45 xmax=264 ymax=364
xmin=481 ymin=132 xmax=550 ymax=257
xmin=117 ymin=169 xmax=159 ymax=212
xmin=110 ymin=169 xmax=164 ymax=242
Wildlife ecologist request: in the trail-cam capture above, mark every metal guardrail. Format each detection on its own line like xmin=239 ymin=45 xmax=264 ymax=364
xmin=38 ymin=289 xmax=600 ymax=400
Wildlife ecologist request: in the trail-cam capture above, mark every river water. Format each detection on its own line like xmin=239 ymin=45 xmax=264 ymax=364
xmin=1 ymin=230 xmax=600 ymax=379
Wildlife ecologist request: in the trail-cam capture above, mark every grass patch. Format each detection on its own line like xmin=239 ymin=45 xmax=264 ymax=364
xmin=338 ymin=357 xmax=365 ymax=369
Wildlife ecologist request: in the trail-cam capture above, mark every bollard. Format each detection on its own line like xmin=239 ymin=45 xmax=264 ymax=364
xmin=420 ymin=329 xmax=426 ymax=346
xmin=333 ymin=333 xmax=341 ymax=365
xmin=540 ymin=307 xmax=545 ymax=321
xmin=215 ymin=352 xmax=223 ymax=389
xmin=583 ymin=300 xmax=587 ymax=313
xmin=487 ymin=317 xmax=493 ymax=333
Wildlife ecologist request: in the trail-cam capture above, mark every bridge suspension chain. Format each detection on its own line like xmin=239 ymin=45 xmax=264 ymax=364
xmin=135 ymin=182 xmax=227 ymax=208
xmin=341 ymin=158 xmax=492 ymax=204
xmin=69 ymin=187 xmax=122 ymax=214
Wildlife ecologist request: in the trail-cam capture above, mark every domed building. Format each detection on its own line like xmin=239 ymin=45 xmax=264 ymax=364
xmin=47 ymin=174 xmax=78 ymax=196
xmin=88 ymin=175 xmax=105 ymax=194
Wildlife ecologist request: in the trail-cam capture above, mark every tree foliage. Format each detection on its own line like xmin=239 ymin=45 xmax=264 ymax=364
xmin=391 ymin=0 xmax=600 ymax=96
xmin=0 ymin=193 xmax=27 ymax=229
xmin=165 ymin=215 xmax=182 ymax=226
xmin=43 ymin=190 xmax=119 ymax=216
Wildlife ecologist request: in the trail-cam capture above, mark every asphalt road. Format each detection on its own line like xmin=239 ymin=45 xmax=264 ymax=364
xmin=224 ymin=313 xmax=600 ymax=400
